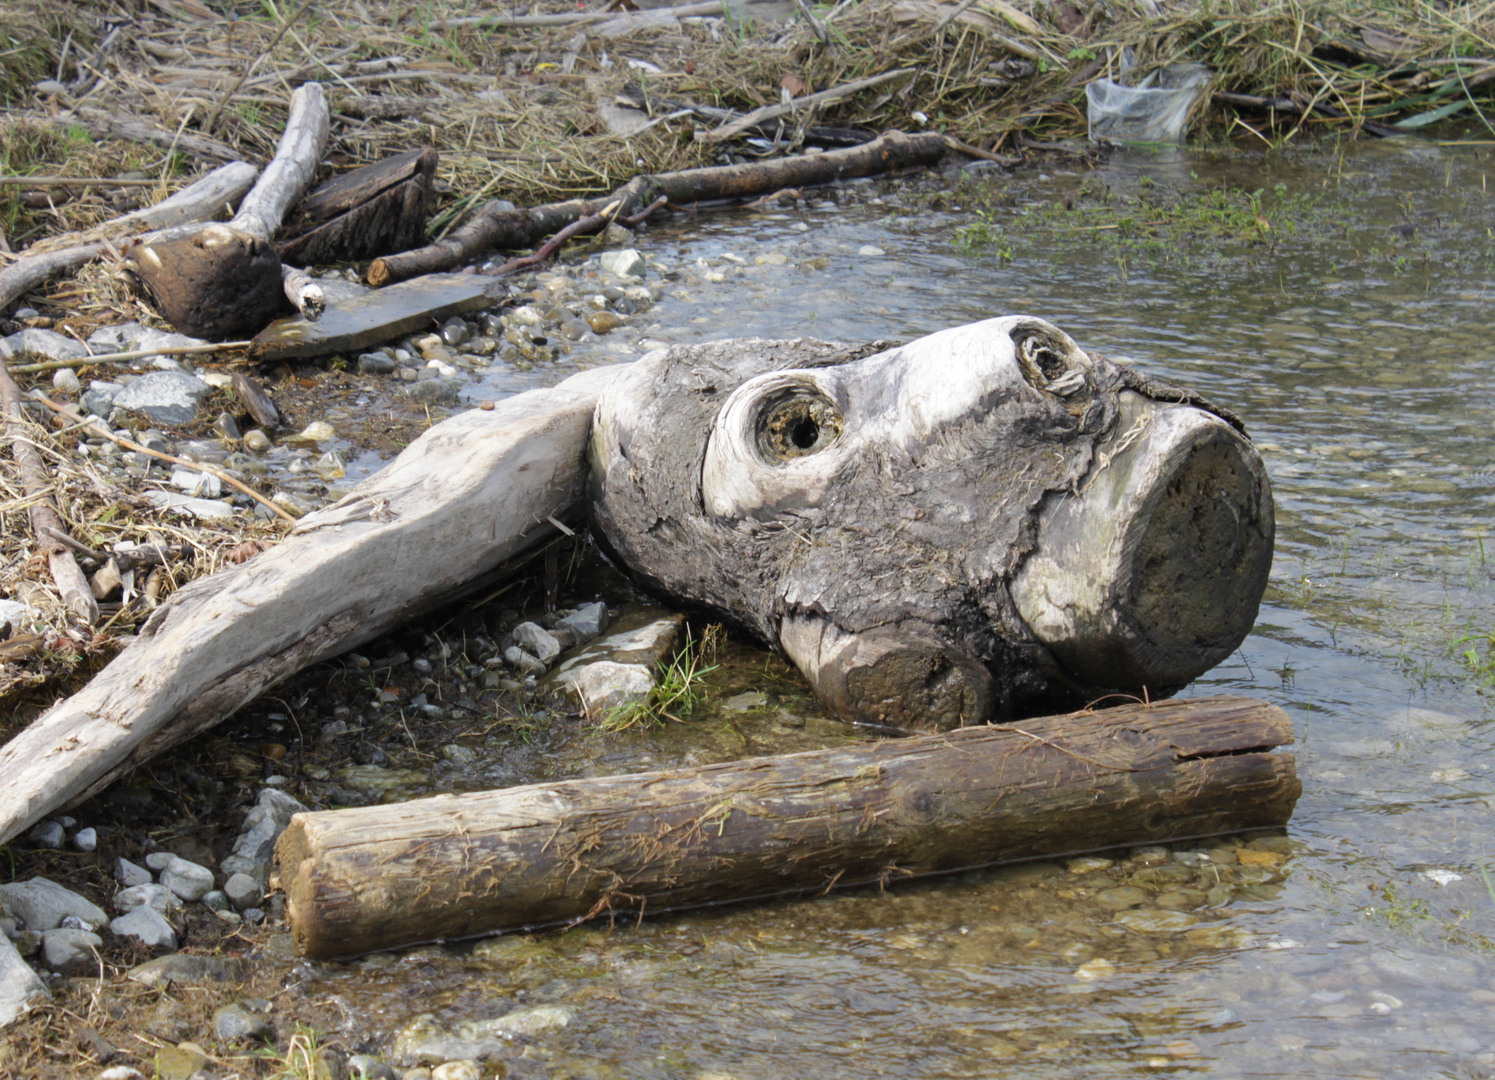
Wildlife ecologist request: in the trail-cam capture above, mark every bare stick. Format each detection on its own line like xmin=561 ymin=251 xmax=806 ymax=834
xmin=0 ymin=244 xmax=103 ymax=313
xmin=28 ymin=395 xmax=297 ymax=524
xmin=0 ymin=373 xmax=99 ymax=622
xmin=4 ymin=340 xmax=252 ymax=376
xmin=483 ymin=196 xmax=668 ymax=278
xmin=230 ymin=83 xmax=329 ymax=241
xmin=281 ymin=265 xmax=325 ymax=320
xmin=705 ymin=69 xmax=915 ymax=142
xmin=0 ymin=177 xmax=169 ymax=188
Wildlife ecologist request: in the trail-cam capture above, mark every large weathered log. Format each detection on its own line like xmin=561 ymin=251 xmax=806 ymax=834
xmin=0 ymin=366 xmax=621 ymax=845
xmin=124 ymin=84 xmax=329 ymax=338
xmin=589 ymin=318 xmax=1274 ymax=728
xmin=368 ymin=131 xmax=948 ymax=286
xmin=277 ymin=695 xmax=1298 ymax=959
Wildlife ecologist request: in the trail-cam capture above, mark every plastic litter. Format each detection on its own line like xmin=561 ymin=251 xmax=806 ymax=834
xmin=1086 ymin=59 xmax=1212 ymax=145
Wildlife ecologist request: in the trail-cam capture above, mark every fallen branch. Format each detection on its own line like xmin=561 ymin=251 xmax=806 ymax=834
xmin=0 ymin=366 xmax=622 ymax=844
xmin=1212 ymin=91 xmax=1402 ymax=138
xmin=446 ymin=0 xmax=725 ymax=28
xmin=4 ymin=340 xmax=251 ymax=377
xmin=370 ymin=131 xmax=948 ymax=286
xmin=277 ymin=695 xmax=1299 ymax=958
xmin=0 ymin=372 xmax=99 ymax=623
xmin=483 ymin=196 xmax=669 ymax=278
xmin=705 ymin=69 xmax=916 ymax=143
xmin=0 ymin=162 xmax=260 ymax=313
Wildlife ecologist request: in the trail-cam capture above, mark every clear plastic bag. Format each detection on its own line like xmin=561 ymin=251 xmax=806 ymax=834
xmin=1085 ymin=62 xmax=1212 ymax=145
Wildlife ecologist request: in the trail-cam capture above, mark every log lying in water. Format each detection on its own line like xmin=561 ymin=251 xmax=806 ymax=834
xmin=0 ymin=366 xmax=620 ymax=846
xmin=277 ymin=694 xmax=1298 ymax=959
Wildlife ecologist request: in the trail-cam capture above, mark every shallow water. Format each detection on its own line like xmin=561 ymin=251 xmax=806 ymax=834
xmin=297 ymin=140 xmax=1495 ymax=1079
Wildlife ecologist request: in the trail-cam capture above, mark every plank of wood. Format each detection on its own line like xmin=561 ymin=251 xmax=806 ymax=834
xmin=248 ymin=272 xmax=504 ymax=360
xmin=278 ymin=695 xmax=1299 ymax=959
xmin=0 ymin=365 xmax=623 ymax=846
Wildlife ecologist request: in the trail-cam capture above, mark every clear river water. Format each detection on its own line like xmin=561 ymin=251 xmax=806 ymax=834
xmin=299 ymin=137 xmax=1495 ymax=1080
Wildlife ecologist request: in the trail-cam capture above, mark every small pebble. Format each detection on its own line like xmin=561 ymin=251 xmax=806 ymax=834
xmin=72 ymin=827 xmax=97 ymax=852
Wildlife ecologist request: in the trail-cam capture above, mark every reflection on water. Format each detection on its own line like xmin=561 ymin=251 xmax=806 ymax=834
xmin=308 ymin=140 xmax=1495 ymax=1078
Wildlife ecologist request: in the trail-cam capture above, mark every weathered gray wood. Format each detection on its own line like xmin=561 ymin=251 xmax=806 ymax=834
xmin=589 ymin=317 xmax=1273 ymax=729
xmin=248 ymin=273 xmax=504 ymax=361
xmin=0 ymin=366 xmax=621 ymax=846
xmin=277 ymin=695 xmax=1299 ymax=959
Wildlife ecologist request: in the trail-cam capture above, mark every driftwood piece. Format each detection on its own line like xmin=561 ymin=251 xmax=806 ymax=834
xmin=125 ymin=84 xmax=330 ymax=339
xmin=277 ymin=695 xmax=1298 ymax=959
xmin=368 ymin=131 xmax=948 ymax=286
xmin=278 ymin=147 xmax=437 ymax=267
xmin=0 ymin=378 xmax=99 ymax=623
xmin=589 ymin=319 xmax=1273 ymax=727
xmin=0 ymin=366 xmax=621 ymax=845
xmin=0 ymin=162 xmax=260 ymax=313
xmin=705 ymin=70 xmax=917 ymax=143
xmin=231 ymin=372 xmax=280 ymax=428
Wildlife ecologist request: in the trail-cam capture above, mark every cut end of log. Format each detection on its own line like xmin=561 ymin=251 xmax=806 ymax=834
xmin=125 ymin=225 xmax=289 ymax=340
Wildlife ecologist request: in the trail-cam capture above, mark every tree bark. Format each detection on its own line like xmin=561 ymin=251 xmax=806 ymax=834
xmin=368 ymin=131 xmax=949 ymax=286
xmin=277 ymin=694 xmax=1298 ymax=959
xmin=278 ymin=147 xmax=437 ymax=267
xmin=124 ymin=84 xmax=329 ymax=339
xmin=0 ymin=366 xmax=621 ymax=846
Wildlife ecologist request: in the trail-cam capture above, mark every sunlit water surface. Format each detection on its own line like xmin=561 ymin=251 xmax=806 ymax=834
xmin=305 ymin=139 xmax=1495 ymax=1079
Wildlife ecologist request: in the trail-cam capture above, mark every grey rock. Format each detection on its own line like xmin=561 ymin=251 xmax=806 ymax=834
xmin=112 ymin=371 xmax=213 ymax=425
xmin=432 ymin=1061 xmax=482 ymax=1080
xmin=200 ymin=891 xmax=232 ymax=914
xmin=212 ymin=412 xmax=241 ymax=440
xmin=503 ymin=646 xmax=548 ymax=677
xmin=109 ymin=906 xmax=177 ymax=950
xmin=548 ymin=607 xmax=686 ymax=713
xmin=599 ymin=249 xmax=646 ymax=279
xmin=348 ymin=1055 xmax=398 ymax=1080
xmin=214 ymin=1002 xmax=273 ymax=1042
xmin=116 ymin=858 xmax=153 ymax=889
xmin=223 ymin=873 xmax=263 ymax=912
xmin=512 ymin=622 xmax=562 ymax=665
xmin=27 ymin=821 xmax=64 ymax=849
xmin=170 ymin=467 xmax=222 ymax=498
xmin=0 ymin=933 xmax=50 ymax=1028
xmin=557 ymin=601 xmax=609 ymax=641
xmin=221 ymin=788 xmax=307 ymax=884
xmin=98 ymin=1068 xmax=146 ymax=1080
xmin=81 ymin=381 xmax=123 ymax=417
xmin=115 ymin=884 xmax=182 ymax=915
xmin=1094 ymin=886 xmax=1147 ymax=911
xmin=72 ymin=827 xmax=98 ymax=852
xmin=0 ymin=598 xmax=36 ymax=630
xmin=52 ymin=367 xmax=82 ymax=393
xmin=0 ymin=878 xmax=107 ymax=931
xmin=127 ymin=953 xmax=249 ymax=988
xmin=399 ymin=377 xmax=462 ymax=405
xmin=458 ymin=1004 xmax=573 ymax=1039
xmin=243 ymin=429 xmax=272 ymax=452
xmin=42 ymin=928 xmax=102 ymax=974
xmin=159 ymin=857 xmax=214 ymax=902
xmin=392 ymin=1013 xmax=512 ymax=1067
xmin=358 ymin=352 xmax=398 ymax=374
xmin=143 ymin=852 xmax=176 ymax=871
xmin=0 ymin=328 xmax=88 ymax=364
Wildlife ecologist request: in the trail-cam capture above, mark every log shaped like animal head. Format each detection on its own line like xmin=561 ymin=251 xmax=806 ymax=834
xmin=588 ymin=316 xmax=1273 ymax=730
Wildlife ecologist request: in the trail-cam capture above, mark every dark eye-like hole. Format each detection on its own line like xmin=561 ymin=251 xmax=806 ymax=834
xmin=1013 ymin=327 xmax=1088 ymax=399
xmin=754 ymin=387 xmax=843 ymax=463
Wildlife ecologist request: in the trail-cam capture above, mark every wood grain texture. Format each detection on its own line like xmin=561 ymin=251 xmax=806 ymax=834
xmin=278 ymin=695 xmax=1299 ymax=959
xmin=0 ymin=366 xmax=621 ymax=845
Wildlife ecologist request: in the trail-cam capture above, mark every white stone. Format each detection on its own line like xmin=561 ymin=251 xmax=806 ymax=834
xmin=599 ymin=249 xmax=646 ymax=279
xmin=42 ymin=927 xmax=102 ymax=974
xmin=109 ymin=906 xmax=177 ymax=950
xmin=512 ymin=622 xmax=562 ymax=664
xmin=115 ymin=858 xmax=152 ymax=888
xmin=0 ymin=933 xmax=49 ymax=1029
xmin=115 ymin=884 xmax=181 ymax=915
xmin=159 ymin=857 xmax=214 ymax=901
xmin=146 ymin=490 xmax=236 ymax=520
xmin=0 ymin=878 xmax=107 ymax=931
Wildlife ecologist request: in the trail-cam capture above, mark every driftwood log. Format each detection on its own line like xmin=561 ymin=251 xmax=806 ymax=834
xmin=0 ymin=366 xmax=620 ymax=845
xmin=589 ymin=318 xmax=1274 ymax=728
xmin=277 ymin=695 xmax=1298 ymax=959
xmin=124 ymin=83 xmax=329 ymax=337
xmin=368 ymin=131 xmax=948 ymax=286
